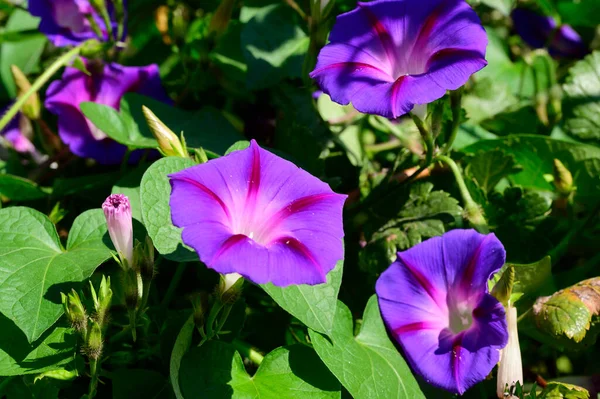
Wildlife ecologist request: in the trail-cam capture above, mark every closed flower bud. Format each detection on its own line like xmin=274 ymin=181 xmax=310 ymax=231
xmin=491 ymin=266 xmax=515 ymax=306
xmin=497 ymin=306 xmax=523 ymax=399
xmin=553 ymin=159 xmax=575 ymax=196
xmin=10 ymin=65 xmax=40 ymax=120
xmin=123 ymin=268 xmax=141 ymax=310
xmin=133 ymin=235 xmax=155 ymax=282
xmin=208 ymin=0 xmax=235 ymax=35
xmin=219 ymin=273 xmax=244 ymax=304
xmin=85 ymin=321 xmax=104 ymax=361
xmin=61 ymin=289 xmax=88 ymax=334
xmin=190 ymin=292 xmax=209 ymax=327
xmin=90 ymin=276 xmax=112 ymax=327
xmin=102 ymin=194 xmax=134 ymax=266
xmin=142 ymin=106 xmax=186 ymax=157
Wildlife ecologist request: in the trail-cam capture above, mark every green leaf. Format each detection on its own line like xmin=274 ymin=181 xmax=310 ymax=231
xmin=557 ymin=0 xmax=600 ymax=28
xmin=0 ymin=10 xmax=46 ymax=100
xmin=473 ymin=0 xmax=513 ymax=15
xmin=262 ymin=260 xmax=343 ymax=335
xmin=0 ymin=208 xmax=112 ymax=342
xmin=309 ymin=296 xmax=424 ymax=399
xmin=241 ymin=4 xmax=309 ymax=89
xmin=462 ymin=135 xmax=600 ymax=204
xmin=4 ymin=375 xmax=60 ymax=399
xmin=533 ymin=277 xmax=600 ymax=344
xmin=466 ymin=149 xmax=522 ymax=193
xmin=563 ymin=51 xmax=600 ymax=142
xmin=539 ymin=381 xmax=590 ymax=399
xmin=79 ymin=102 xmax=154 ymax=149
xmin=112 ymin=369 xmax=172 ymax=399
xmin=462 ymin=78 xmax=519 ymax=124
xmin=225 ymin=140 xmax=251 ymax=155
xmin=0 ymin=174 xmax=50 ymax=201
xmin=180 ymin=341 xmax=340 ymax=399
xmin=140 ymin=157 xmax=197 ymax=262
xmin=0 ymin=318 xmax=75 ymax=376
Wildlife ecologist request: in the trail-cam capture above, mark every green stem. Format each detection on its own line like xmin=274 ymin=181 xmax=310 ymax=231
xmin=89 ymin=358 xmax=99 ymax=398
xmin=128 ymin=308 xmax=137 ymax=342
xmin=436 ymin=155 xmax=488 ymax=233
xmin=214 ymin=303 xmax=234 ymax=336
xmin=162 ymin=263 xmax=187 ymax=307
xmin=232 ymin=339 xmax=264 ymax=366
xmin=0 ymin=44 xmax=83 ymax=132
xmin=441 ymin=88 xmax=463 ymax=154
xmin=402 ymin=113 xmax=434 ymax=187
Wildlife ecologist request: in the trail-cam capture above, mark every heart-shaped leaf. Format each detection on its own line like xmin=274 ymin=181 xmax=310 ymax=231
xmin=261 ymin=260 xmax=342 ymax=335
xmin=180 ymin=341 xmax=340 ymax=399
xmin=0 ymin=207 xmax=112 ymax=342
xmin=140 ymin=157 xmax=197 ymax=262
xmin=309 ymin=296 xmax=424 ymax=399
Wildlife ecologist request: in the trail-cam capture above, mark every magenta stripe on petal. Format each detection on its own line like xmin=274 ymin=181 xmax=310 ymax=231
xmin=244 ymin=141 xmax=262 ymax=213
xmin=397 ymin=252 xmax=445 ymax=310
xmin=211 ymin=234 xmax=248 ymax=263
xmin=394 ymin=321 xmax=439 ymax=335
xmin=311 ymin=62 xmax=391 ymax=80
xmin=452 ymin=333 xmax=465 ymax=394
xmin=357 ymin=2 xmax=398 ymax=67
xmin=275 ymin=236 xmax=326 ymax=280
xmin=171 ymin=176 xmax=232 ymax=221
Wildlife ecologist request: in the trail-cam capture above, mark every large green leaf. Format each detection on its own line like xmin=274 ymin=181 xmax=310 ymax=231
xmin=0 ymin=208 xmax=112 ymax=342
xmin=309 ymin=296 xmax=424 ymax=399
xmin=140 ymin=157 xmax=197 ymax=262
xmin=262 ymin=260 xmax=343 ymax=335
xmin=179 ymin=341 xmax=340 ymax=399
xmin=563 ymin=51 xmax=600 ymax=142
xmin=465 ymin=149 xmax=522 ymax=194
xmin=112 ymin=164 xmax=151 ymax=222
xmin=0 ymin=316 xmax=75 ymax=377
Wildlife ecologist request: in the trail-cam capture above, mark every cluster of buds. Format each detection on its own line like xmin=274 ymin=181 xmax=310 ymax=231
xmin=102 ymin=194 xmax=156 ymax=341
xmin=61 ymin=276 xmax=112 ymax=363
xmin=552 ymin=159 xmax=575 ymax=197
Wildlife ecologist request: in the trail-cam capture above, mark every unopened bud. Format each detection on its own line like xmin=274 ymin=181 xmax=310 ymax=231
xmin=491 ymin=266 xmax=515 ymax=306
xmin=497 ymin=306 xmax=523 ymax=399
xmin=90 ymin=276 xmax=112 ymax=327
xmin=208 ymin=0 xmax=235 ymax=35
xmin=552 ymin=159 xmax=575 ymax=196
xmin=80 ymin=39 xmax=105 ymax=58
xmin=464 ymin=205 xmax=488 ymax=232
xmin=102 ymin=194 xmax=134 ymax=266
xmin=142 ymin=106 xmax=187 ymax=157
xmin=219 ymin=273 xmax=244 ymax=304
xmin=190 ymin=292 xmax=209 ymax=327
xmin=61 ymin=290 xmax=88 ymax=334
xmin=123 ymin=268 xmax=140 ymax=311
xmin=133 ymin=236 xmax=155 ymax=282
xmin=85 ymin=321 xmax=104 ymax=361
xmin=10 ymin=65 xmax=40 ymax=120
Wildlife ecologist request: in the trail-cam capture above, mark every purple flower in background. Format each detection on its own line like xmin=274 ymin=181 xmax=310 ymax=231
xmin=511 ymin=8 xmax=587 ymax=58
xmin=45 ymin=61 xmax=170 ymax=164
xmin=0 ymin=111 xmax=36 ymax=155
xmin=169 ymin=140 xmax=346 ymax=287
xmin=310 ymin=0 xmax=487 ymax=119
xmin=376 ymin=229 xmax=508 ymax=394
xmin=29 ymin=0 xmax=126 ymax=47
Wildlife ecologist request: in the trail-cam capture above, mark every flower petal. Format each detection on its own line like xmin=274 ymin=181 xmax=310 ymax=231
xmin=441 ymin=229 xmax=505 ymax=298
xmin=169 ymin=140 xmax=346 ymax=286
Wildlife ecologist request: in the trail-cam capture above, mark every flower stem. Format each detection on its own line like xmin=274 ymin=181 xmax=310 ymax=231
xmin=0 ymin=44 xmax=84 ymax=132
xmin=402 ymin=113 xmax=434 ymax=187
xmin=88 ymin=358 xmax=99 ymax=398
xmin=161 ymin=262 xmax=187 ymax=308
xmin=441 ymin=88 xmax=463 ymax=154
xmin=204 ymin=301 xmax=224 ymax=338
xmin=232 ymin=339 xmax=264 ymax=366
xmin=436 ymin=154 xmax=488 ymax=233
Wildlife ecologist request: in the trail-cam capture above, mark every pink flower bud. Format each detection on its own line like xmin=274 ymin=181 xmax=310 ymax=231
xmin=102 ymin=194 xmax=133 ymax=266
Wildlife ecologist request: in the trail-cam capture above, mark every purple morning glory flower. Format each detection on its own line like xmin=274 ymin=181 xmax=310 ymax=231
xmin=0 ymin=110 xmax=36 ymax=155
xmin=45 ymin=60 xmax=170 ymax=164
xmin=29 ymin=0 xmax=126 ymax=47
xmin=511 ymin=8 xmax=587 ymax=59
xmin=375 ymin=229 xmax=509 ymax=394
xmin=169 ymin=140 xmax=347 ymax=287
xmin=310 ymin=0 xmax=487 ymax=119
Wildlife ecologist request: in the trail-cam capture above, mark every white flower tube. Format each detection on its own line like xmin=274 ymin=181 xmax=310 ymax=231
xmin=497 ymin=306 xmax=523 ymax=398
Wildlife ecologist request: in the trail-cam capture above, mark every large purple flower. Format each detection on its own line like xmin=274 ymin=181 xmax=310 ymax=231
xmin=511 ymin=8 xmax=587 ymax=59
xmin=29 ymin=0 xmax=126 ymax=47
xmin=375 ymin=229 xmax=508 ymax=394
xmin=169 ymin=140 xmax=347 ymax=287
xmin=310 ymin=0 xmax=487 ymax=119
xmin=45 ymin=61 xmax=170 ymax=164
